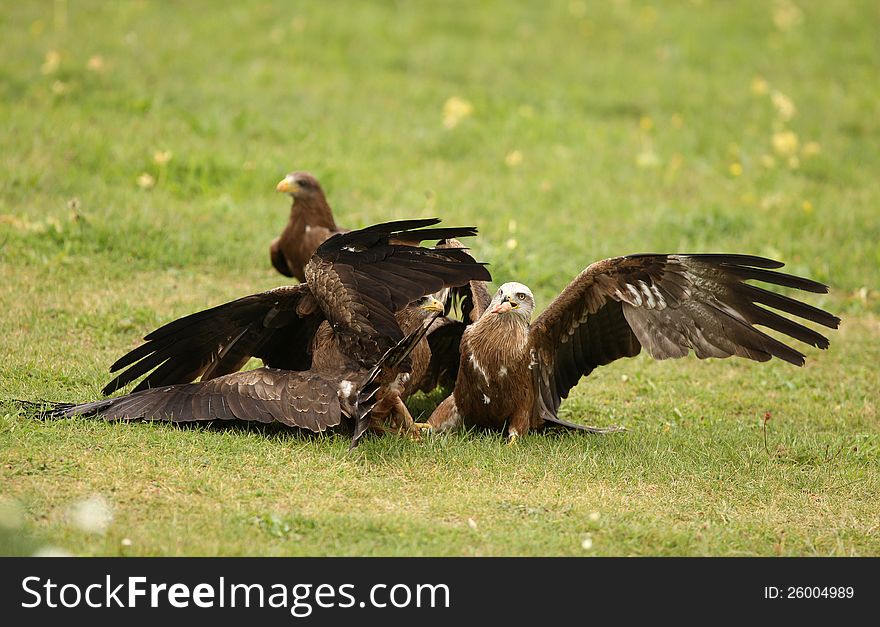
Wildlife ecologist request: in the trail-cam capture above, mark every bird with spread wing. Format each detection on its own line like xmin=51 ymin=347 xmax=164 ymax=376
xmin=44 ymin=219 xmax=491 ymax=447
xmin=426 ymin=254 xmax=840 ymax=443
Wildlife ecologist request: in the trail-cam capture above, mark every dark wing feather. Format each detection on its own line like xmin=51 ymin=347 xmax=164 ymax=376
xmin=51 ymin=368 xmax=347 ymax=432
xmin=529 ymin=254 xmax=840 ymax=421
xmin=103 ymin=285 xmax=325 ymax=394
xmin=306 ymin=219 xmax=491 ymax=365
xmin=416 ymin=318 xmax=467 ymax=393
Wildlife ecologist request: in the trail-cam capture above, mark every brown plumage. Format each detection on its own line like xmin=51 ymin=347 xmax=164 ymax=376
xmin=428 ymin=253 xmax=840 ymax=441
xmin=415 ymin=238 xmax=493 ymax=394
xmin=271 ymin=172 xmax=346 ymax=281
xmin=44 ymin=219 xmax=491 ymax=448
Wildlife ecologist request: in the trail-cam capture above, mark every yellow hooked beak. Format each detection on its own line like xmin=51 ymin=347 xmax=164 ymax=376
xmin=420 ymin=296 xmax=445 ymax=314
xmin=490 ymin=295 xmax=517 ymax=314
xmin=276 ymin=175 xmax=301 ymax=194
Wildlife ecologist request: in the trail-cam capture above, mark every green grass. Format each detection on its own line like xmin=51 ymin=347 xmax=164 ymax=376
xmin=1 ymin=0 xmax=878 ymax=556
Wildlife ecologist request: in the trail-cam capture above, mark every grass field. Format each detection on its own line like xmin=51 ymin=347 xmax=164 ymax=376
xmin=1 ymin=0 xmax=878 ymax=556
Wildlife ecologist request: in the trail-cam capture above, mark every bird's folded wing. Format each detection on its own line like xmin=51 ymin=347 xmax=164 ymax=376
xmin=528 ymin=254 xmax=841 ymax=420
xmin=103 ymin=284 xmax=324 ymax=394
xmin=416 ymin=318 xmax=467 ymax=393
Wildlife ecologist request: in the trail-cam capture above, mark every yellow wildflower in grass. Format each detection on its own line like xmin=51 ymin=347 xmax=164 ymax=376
xmin=666 ymin=153 xmax=683 ymax=177
xmin=137 ymin=173 xmax=156 ymax=189
xmin=760 ymin=193 xmax=785 ymax=210
xmin=750 ymin=76 xmax=769 ymax=96
xmin=153 ymin=150 xmax=173 ymax=165
xmin=802 ymin=141 xmax=821 ymax=157
xmin=50 ymin=80 xmax=69 ymax=95
xmin=802 ymin=201 xmax=813 ymax=213
xmin=291 ymin=16 xmax=307 ymax=32
xmin=41 ymin=50 xmax=61 ymax=74
xmin=505 ymin=238 xmax=518 ymax=250
xmin=773 ymin=0 xmax=804 ymax=32
xmin=729 ymin=163 xmax=743 ymax=177
xmin=639 ymin=116 xmax=653 ymax=131
xmin=504 ymin=150 xmax=523 ymax=167
xmin=636 ymin=149 xmax=660 ymax=168
xmin=568 ymin=1 xmax=587 ymax=17
xmin=770 ymin=90 xmax=796 ymax=121
xmin=442 ymin=96 xmax=473 ymax=129
xmin=771 ymin=130 xmax=799 ymax=157
xmin=86 ymin=55 xmax=105 ymax=72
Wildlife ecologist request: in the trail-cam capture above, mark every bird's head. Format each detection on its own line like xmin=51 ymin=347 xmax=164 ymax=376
xmin=415 ymin=294 xmax=445 ymax=315
xmin=489 ymin=282 xmax=535 ymax=319
xmin=276 ymin=171 xmax=323 ymax=204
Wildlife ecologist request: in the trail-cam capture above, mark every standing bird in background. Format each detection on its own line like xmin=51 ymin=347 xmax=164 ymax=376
xmin=271 ymin=171 xmax=346 ymax=281
xmin=427 ymin=254 xmax=840 ymax=443
xmin=43 ymin=220 xmax=491 ymax=447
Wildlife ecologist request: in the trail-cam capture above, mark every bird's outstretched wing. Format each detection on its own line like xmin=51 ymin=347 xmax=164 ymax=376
xmin=528 ymin=254 xmax=841 ymax=421
xmin=52 ymin=368 xmax=348 ymax=433
xmin=306 ymin=219 xmax=491 ymax=364
xmin=103 ymin=285 xmax=324 ymax=394
xmin=44 ymin=312 xmax=442 ymax=440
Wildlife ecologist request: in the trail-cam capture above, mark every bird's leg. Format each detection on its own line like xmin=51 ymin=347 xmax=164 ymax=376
xmin=506 ymin=410 xmax=530 ymax=446
xmin=419 ymin=394 xmax=461 ymax=434
xmin=368 ymin=395 xmax=396 ymax=433
xmin=391 ymin=395 xmax=422 ymax=440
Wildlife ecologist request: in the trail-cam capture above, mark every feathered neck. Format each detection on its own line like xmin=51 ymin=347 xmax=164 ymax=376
xmin=291 ymin=194 xmax=337 ymax=231
xmin=395 ymin=307 xmax=432 ymax=335
xmin=469 ymin=310 xmax=530 ymax=357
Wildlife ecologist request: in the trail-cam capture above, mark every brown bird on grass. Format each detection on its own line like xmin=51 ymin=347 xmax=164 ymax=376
xmin=45 ymin=219 xmax=491 ymax=447
xmin=426 ymin=254 xmax=840 ymax=442
xmin=271 ymin=172 xmax=346 ymax=281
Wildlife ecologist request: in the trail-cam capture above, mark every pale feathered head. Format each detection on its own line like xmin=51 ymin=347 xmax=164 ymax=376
xmin=487 ymin=282 xmax=535 ymax=320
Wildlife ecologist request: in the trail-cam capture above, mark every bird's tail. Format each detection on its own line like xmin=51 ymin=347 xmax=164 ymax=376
xmin=541 ymin=414 xmax=627 ymax=434
xmin=349 ymin=312 xmax=440 ymax=450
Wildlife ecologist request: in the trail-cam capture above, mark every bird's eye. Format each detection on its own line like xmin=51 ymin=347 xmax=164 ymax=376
xmin=516 ymin=292 xmax=527 ymax=301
